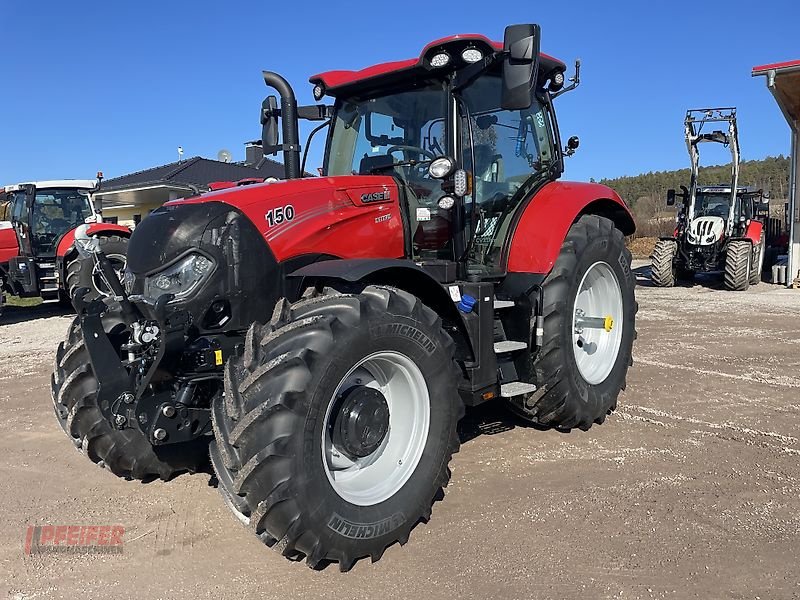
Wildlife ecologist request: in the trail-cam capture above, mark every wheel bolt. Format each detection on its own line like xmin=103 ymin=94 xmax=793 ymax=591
xmin=153 ymin=428 xmax=168 ymax=441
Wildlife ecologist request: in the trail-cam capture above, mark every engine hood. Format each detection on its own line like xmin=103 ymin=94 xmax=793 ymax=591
xmin=687 ymin=216 xmax=725 ymax=246
xmin=163 ymin=175 xmax=404 ymax=263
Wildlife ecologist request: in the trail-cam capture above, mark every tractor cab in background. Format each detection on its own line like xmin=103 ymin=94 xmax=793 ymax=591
xmin=0 ymin=179 xmax=130 ymax=308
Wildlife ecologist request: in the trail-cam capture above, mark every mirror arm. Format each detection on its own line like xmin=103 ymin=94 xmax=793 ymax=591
xmin=452 ymin=53 xmax=503 ymax=93
xmin=551 ymin=59 xmax=581 ymax=99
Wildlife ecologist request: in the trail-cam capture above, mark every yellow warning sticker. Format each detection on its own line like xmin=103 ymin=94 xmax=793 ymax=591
xmin=214 ymin=350 xmax=223 ymax=366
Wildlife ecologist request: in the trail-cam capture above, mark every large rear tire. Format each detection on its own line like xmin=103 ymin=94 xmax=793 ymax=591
xmin=724 ymin=240 xmax=751 ymax=291
xmin=749 ymin=233 xmax=765 ymax=286
xmin=650 ymin=239 xmax=677 ymax=287
xmin=510 ymin=215 xmax=636 ymax=430
xmin=51 ymin=317 xmax=209 ymax=480
xmin=210 ymin=286 xmax=462 ymax=571
xmin=65 ymin=235 xmax=128 ymax=303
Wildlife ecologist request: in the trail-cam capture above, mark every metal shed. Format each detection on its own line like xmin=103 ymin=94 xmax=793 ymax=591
xmin=753 ymin=60 xmax=800 ymax=286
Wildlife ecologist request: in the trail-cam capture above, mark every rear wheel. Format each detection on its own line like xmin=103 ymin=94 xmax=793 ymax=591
xmin=210 ymin=286 xmax=462 ymax=571
xmin=724 ymin=240 xmax=751 ymax=291
xmin=65 ymin=235 xmax=128 ymax=303
xmin=510 ymin=215 xmax=636 ymax=430
xmin=51 ymin=317 xmax=208 ymax=480
xmin=749 ymin=233 xmax=765 ymax=286
xmin=650 ymin=239 xmax=677 ymax=287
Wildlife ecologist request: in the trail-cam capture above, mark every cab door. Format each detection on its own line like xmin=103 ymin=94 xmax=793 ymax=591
xmin=458 ymin=74 xmax=556 ymax=274
xmin=9 ymin=187 xmax=34 ymax=256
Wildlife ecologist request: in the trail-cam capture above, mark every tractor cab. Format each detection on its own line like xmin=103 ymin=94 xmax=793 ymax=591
xmin=680 ymin=186 xmax=765 ymax=247
xmin=263 ymin=26 xmax=579 ymax=278
xmin=0 ymin=178 xmax=128 ymax=305
xmin=4 ymin=183 xmax=97 ymax=257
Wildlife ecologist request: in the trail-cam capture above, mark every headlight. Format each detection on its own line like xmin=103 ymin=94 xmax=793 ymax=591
xmin=428 ymin=156 xmax=455 ymax=179
xmin=461 ymin=48 xmax=483 ymax=64
xmin=430 ymin=52 xmax=450 ymax=68
xmin=144 ymin=253 xmax=215 ymax=302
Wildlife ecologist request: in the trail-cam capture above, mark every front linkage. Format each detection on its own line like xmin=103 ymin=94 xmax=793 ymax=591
xmin=53 ymin=239 xmax=222 ymax=479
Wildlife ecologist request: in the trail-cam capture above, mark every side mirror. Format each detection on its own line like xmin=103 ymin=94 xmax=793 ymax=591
xmin=261 ymin=95 xmax=280 ymax=155
xmin=564 ymin=135 xmax=580 ymax=156
xmin=500 ymin=24 xmax=541 ymax=111
xmin=667 ymin=189 xmax=676 ymax=206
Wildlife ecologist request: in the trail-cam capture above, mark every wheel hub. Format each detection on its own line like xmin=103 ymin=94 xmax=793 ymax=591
xmin=332 ymin=386 xmax=390 ymax=459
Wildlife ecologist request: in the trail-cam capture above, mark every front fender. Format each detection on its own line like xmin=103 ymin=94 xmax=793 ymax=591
xmin=56 ymin=223 xmax=131 ymax=259
xmin=506 ymin=181 xmax=635 ymax=274
xmin=289 ymin=258 xmax=471 ymax=359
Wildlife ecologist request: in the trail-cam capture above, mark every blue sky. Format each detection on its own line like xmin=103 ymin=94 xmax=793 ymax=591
xmin=1 ymin=0 xmax=797 ymax=185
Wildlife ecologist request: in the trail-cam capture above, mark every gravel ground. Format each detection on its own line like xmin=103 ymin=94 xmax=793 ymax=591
xmin=1 ymin=261 xmax=800 ymax=599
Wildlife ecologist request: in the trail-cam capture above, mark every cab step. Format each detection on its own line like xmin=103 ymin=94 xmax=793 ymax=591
xmin=500 ymin=381 xmax=537 ymax=397
xmin=494 ymin=340 xmax=527 ymax=353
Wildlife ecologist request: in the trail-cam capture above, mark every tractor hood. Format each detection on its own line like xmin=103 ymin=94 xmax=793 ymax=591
xmin=687 ymin=216 xmax=725 ymax=246
xmin=161 ymin=175 xmax=404 ymax=264
xmin=124 ymin=175 xmax=404 ymax=333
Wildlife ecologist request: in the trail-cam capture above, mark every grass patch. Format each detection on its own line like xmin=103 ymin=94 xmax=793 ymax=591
xmin=4 ymin=295 xmax=43 ymax=308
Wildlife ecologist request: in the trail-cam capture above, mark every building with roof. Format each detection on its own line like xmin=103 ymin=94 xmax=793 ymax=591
xmin=753 ymin=60 xmax=800 ymax=286
xmin=97 ymin=144 xmax=284 ymax=226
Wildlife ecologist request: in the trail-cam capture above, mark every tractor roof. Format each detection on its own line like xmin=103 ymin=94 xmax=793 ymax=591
xmin=698 ymin=185 xmax=759 ymax=194
xmin=3 ymin=179 xmax=96 ymax=192
xmin=310 ymin=34 xmax=566 ymax=96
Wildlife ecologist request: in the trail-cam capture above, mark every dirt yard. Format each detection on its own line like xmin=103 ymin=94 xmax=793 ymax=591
xmin=2 ymin=262 xmax=800 ymax=599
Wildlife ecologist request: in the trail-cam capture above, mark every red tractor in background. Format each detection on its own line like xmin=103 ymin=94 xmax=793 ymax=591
xmin=0 ymin=178 xmax=130 ymax=317
xmin=52 ymin=25 xmax=637 ymax=570
xmin=651 ymin=108 xmax=768 ymax=290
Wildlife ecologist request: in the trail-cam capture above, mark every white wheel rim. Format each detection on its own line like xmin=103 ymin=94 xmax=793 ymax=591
xmin=571 ymin=261 xmax=624 ymax=385
xmin=322 ymin=350 xmax=430 ymax=506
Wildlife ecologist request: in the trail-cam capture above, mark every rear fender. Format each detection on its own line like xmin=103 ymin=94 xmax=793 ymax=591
xmin=506 ymin=181 xmax=635 ymax=274
xmin=289 ymin=258 xmax=473 ymax=360
xmin=744 ymin=220 xmax=764 ymax=245
xmin=0 ymin=223 xmax=19 ymax=265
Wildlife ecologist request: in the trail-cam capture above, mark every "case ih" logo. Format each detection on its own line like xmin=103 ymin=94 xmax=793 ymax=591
xmin=361 ymin=190 xmax=390 ymax=203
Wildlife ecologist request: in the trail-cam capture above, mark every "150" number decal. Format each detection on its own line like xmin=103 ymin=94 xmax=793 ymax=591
xmin=265 ymin=204 xmax=295 ymax=228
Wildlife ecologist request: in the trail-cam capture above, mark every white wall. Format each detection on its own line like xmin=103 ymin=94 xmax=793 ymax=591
xmin=791 ymin=127 xmax=799 ymax=285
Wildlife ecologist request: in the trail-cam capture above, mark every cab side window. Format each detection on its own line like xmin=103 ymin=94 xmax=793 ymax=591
xmin=11 ymin=193 xmax=26 ymax=224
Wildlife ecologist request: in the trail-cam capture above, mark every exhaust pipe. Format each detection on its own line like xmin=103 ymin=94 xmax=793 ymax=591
xmin=262 ymin=71 xmax=301 ymax=180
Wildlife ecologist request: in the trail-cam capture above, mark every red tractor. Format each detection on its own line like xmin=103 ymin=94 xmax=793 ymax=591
xmin=52 ymin=25 xmax=636 ymax=570
xmin=0 ymin=179 xmax=130 ymax=317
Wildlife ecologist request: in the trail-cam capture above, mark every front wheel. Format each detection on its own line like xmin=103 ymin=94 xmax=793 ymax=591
xmin=65 ymin=235 xmax=128 ymax=304
xmin=210 ymin=286 xmax=463 ymax=571
xmin=510 ymin=215 xmax=637 ymax=430
xmin=51 ymin=317 xmax=209 ymax=480
xmin=650 ymin=239 xmax=677 ymax=287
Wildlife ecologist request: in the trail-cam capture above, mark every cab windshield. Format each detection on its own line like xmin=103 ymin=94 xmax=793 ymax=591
xmin=32 ymin=188 xmax=92 ymax=255
xmin=326 ymin=82 xmax=448 ymax=198
xmin=692 ymin=193 xmax=732 ymax=219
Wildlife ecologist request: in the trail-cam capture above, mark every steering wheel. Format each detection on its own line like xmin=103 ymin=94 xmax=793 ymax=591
xmin=387 ymin=145 xmax=437 ymax=161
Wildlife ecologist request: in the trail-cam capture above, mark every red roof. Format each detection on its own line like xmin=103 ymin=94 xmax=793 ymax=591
xmin=752 ymin=59 xmax=800 ymax=75
xmin=310 ymin=33 xmax=564 ymax=93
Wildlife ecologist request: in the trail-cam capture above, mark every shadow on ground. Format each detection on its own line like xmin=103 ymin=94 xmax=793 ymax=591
xmin=0 ymin=302 xmax=72 ymax=325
